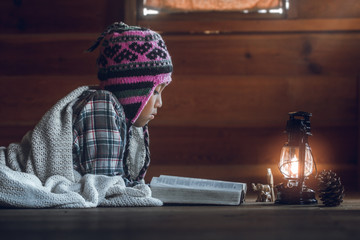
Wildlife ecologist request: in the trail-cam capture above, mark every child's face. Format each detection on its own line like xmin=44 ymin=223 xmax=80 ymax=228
xmin=133 ymin=83 xmax=167 ymax=127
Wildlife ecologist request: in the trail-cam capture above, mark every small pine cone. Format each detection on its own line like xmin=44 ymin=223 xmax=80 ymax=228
xmin=317 ymin=170 xmax=345 ymax=207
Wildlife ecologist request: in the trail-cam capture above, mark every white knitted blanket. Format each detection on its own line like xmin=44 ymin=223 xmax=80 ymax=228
xmin=0 ymin=86 xmax=162 ymax=208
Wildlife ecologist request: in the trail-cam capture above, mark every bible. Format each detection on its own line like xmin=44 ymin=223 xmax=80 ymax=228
xmin=150 ymin=175 xmax=247 ymax=205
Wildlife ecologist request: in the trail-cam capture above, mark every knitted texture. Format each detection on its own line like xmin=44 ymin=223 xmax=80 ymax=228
xmin=88 ymin=22 xmax=173 ymax=124
xmin=127 ymin=126 xmax=146 ymax=180
xmin=0 ymin=87 xmax=162 ymax=208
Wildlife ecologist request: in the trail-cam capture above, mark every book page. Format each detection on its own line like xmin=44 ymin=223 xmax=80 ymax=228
xmin=152 ymin=175 xmax=246 ymax=191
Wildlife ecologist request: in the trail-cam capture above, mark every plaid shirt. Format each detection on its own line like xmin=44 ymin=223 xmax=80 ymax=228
xmin=72 ymin=89 xmax=128 ymax=176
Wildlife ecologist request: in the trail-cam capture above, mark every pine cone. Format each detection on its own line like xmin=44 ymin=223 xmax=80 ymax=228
xmin=317 ymin=170 xmax=345 ymax=207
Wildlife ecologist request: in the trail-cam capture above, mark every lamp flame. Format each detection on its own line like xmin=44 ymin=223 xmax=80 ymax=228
xmin=290 ymin=156 xmax=299 ymax=176
xmin=279 ymin=145 xmax=314 ymax=179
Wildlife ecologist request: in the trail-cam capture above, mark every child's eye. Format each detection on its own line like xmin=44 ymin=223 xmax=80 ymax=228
xmin=154 ymin=90 xmax=160 ymax=95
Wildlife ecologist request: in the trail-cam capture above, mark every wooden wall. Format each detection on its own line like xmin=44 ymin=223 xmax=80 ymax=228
xmin=1 ymin=0 xmax=360 ymax=190
xmin=0 ymin=0 xmax=124 ymax=139
xmin=137 ymin=0 xmax=360 ymax=190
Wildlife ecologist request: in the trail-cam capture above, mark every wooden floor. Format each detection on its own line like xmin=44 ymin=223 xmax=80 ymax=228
xmin=1 ymin=193 xmax=360 ymax=240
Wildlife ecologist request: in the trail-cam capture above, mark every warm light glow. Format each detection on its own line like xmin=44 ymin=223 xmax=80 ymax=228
xmin=290 ymin=156 xmax=299 ymax=176
xmin=279 ymin=145 xmax=314 ymax=179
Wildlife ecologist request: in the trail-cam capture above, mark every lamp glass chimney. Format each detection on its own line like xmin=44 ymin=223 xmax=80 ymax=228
xmin=279 ymin=144 xmax=314 ymax=179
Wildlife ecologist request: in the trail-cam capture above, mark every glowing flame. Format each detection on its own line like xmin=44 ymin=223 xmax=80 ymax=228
xmin=290 ymin=156 xmax=299 ymax=177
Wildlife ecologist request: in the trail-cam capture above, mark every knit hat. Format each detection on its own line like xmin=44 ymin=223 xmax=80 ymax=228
xmin=87 ymin=22 xmax=173 ymax=124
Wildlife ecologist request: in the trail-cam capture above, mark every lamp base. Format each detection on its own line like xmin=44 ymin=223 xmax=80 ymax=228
xmin=275 ymin=183 xmax=317 ymax=205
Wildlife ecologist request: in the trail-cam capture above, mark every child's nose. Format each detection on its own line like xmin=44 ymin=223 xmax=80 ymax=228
xmin=155 ymin=95 xmax=162 ymax=108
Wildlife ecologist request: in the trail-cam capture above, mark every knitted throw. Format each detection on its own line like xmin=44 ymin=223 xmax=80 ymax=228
xmin=0 ymin=86 xmax=162 ymax=208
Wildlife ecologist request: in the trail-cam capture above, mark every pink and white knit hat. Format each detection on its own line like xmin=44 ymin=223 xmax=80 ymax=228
xmin=87 ymin=22 xmax=173 ymax=124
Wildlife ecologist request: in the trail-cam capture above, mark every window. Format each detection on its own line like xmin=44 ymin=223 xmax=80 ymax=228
xmin=125 ymin=0 xmax=293 ymax=34
xmin=141 ymin=0 xmax=289 ymax=18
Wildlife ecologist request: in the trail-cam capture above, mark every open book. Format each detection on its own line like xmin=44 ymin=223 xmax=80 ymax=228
xmin=150 ymin=175 xmax=247 ymax=205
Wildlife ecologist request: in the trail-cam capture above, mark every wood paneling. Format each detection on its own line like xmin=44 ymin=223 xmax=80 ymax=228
xmin=0 ymin=76 xmax=98 ymax=126
xmin=297 ymin=0 xmax=360 ymax=19
xmin=0 ymin=75 xmax=356 ymax=127
xmin=1 ymin=33 xmax=359 ymax=76
xmin=158 ymin=75 xmax=357 ymax=127
xmin=165 ymin=33 xmax=360 ymax=76
xmin=0 ymin=0 xmax=125 ymax=33
xmin=0 ymin=34 xmax=98 ymax=76
xmin=0 ymin=126 xmax=32 ymax=146
xmin=148 ymin=126 xmax=357 ymax=165
xmin=139 ymin=18 xmax=360 ymax=33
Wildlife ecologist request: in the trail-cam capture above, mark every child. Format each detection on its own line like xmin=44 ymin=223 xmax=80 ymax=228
xmin=73 ymin=22 xmax=173 ymax=184
xmin=0 ymin=22 xmax=172 ymax=208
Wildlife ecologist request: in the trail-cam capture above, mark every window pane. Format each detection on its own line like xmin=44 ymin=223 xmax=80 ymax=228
xmin=144 ymin=0 xmax=281 ymax=12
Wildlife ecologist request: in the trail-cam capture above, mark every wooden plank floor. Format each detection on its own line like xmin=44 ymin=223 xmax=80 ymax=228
xmin=1 ymin=193 xmax=360 ymax=240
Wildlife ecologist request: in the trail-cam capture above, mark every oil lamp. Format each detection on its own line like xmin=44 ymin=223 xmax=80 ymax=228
xmin=275 ymin=111 xmax=317 ymax=204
